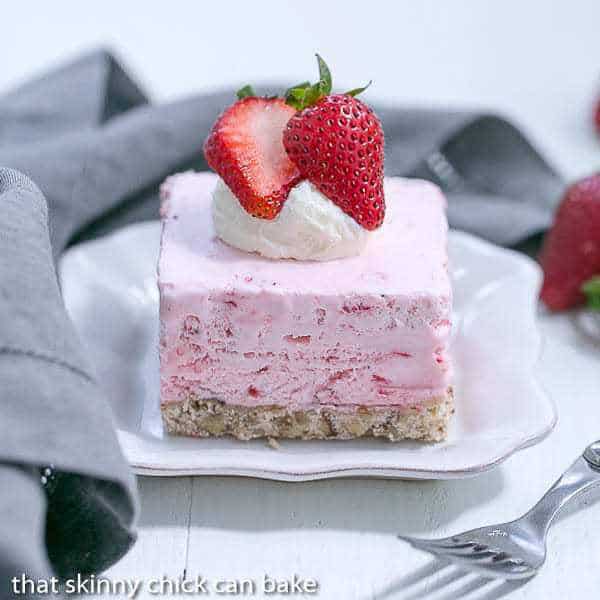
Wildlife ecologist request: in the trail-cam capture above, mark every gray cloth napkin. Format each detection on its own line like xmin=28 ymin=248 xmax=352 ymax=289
xmin=0 ymin=48 xmax=564 ymax=596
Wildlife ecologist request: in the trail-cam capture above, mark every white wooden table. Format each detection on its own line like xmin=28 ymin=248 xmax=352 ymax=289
xmin=3 ymin=1 xmax=600 ymax=597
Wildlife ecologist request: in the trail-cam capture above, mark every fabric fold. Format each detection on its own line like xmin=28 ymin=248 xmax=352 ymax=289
xmin=408 ymin=114 xmax=564 ymax=245
xmin=0 ymin=168 xmax=137 ymax=582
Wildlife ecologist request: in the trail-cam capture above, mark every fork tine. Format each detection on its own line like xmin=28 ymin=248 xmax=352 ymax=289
xmin=438 ymin=551 xmax=536 ymax=580
xmin=419 ymin=539 xmax=476 ymax=551
xmin=397 ymin=533 xmax=478 ymax=546
xmin=426 ymin=541 xmax=479 ymax=553
xmin=471 ymin=559 xmax=537 ymax=580
xmin=398 ymin=536 xmax=480 ymax=556
xmin=505 ymin=564 xmax=537 ymax=579
xmin=440 ymin=549 xmax=499 ymax=560
xmin=397 ymin=536 xmax=453 ymax=555
xmin=397 ymin=534 xmax=453 ymax=546
xmin=396 ymin=540 xmax=481 ymax=560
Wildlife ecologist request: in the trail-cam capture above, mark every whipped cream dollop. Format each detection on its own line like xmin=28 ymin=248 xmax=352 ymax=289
xmin=212 ymin=178 xmax=373 ymax=261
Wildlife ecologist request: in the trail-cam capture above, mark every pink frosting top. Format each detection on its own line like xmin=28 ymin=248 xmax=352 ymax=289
xmin=159 ymin=172 xmax=449 ymax=297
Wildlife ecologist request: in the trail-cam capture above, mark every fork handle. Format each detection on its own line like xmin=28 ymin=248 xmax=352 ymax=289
xmin=521 ymin=441 xmax=600 ymax=536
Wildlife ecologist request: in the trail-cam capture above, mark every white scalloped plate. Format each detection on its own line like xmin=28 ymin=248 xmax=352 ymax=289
xmin=59 ymin=222 xmax=555 ymax=480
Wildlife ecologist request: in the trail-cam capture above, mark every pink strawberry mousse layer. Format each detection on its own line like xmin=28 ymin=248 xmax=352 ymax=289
xmin=159 ymin=171 xmax=451 ymax=410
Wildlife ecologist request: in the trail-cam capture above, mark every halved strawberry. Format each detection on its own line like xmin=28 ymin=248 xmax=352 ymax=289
xmin=204 ymin=96 xmax=301 ymax=219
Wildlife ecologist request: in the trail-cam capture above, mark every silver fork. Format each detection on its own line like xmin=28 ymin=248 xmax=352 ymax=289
xmin=398 ymin=441 xmax=600 ymax=579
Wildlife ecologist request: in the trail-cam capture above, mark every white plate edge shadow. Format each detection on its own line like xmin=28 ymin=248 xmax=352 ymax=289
xmin=60 ymin=223 xmax=557 ymax=481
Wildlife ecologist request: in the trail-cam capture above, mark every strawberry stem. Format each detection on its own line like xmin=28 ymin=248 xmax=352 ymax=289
xmin=234 ymin=57 xmax=371 ymax=108
xmin=284 ymin=54 xmax=371 ymax=111
xmin=582 ymin=276 xmax=600 ymax=311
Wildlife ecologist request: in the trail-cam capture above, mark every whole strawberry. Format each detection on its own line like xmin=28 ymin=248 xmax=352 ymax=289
xmin=283 ymin=56 xmax=385 ymax=230
xmin=539 ymin=174 xmax=600 ymax=311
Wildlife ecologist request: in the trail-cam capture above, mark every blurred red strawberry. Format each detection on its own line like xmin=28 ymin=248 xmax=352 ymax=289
xmin=539 ymin=174 xmax=600 ymax=311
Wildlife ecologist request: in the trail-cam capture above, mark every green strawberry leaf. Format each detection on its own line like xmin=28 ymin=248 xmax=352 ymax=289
xmin=345 ymin=80 xmax=372 ymax=97
xmin=284 ymin=54 xmax=332 ymax=111
xmin=582 ymin=276 xmax=600 ymax=311
xmin=316 ymin=53 xmax=332 ymax=95
xmin=285 ymin=81 xmax=325 ymax=111
xmin=285 ymin=86 xmax=310 ymax=110
xmin=284 ymin=81 xmax=311 ymax=97
xmin=236 ymin=85 xmax=256 ymax=99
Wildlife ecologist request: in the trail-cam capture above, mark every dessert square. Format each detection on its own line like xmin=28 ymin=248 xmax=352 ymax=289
xmin=158 ymin=171 xmax=452 ymax=441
